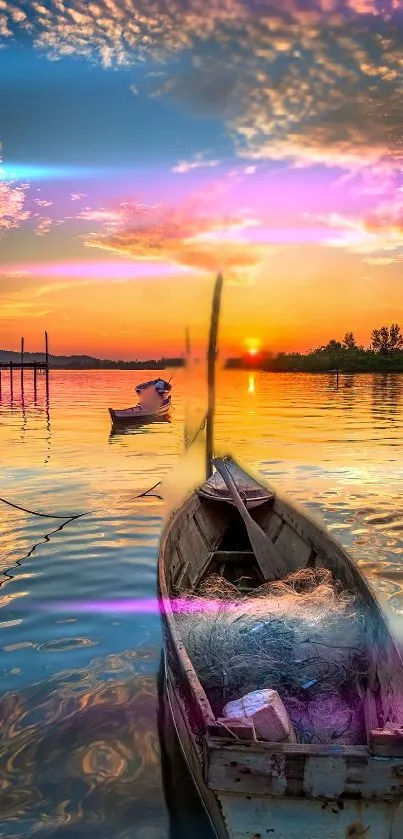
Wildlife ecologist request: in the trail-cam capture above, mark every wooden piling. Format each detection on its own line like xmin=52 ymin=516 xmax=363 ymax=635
xmin=205 ymin=273 xmax=223 ymax=480
xmin=33 ymin=364 xmax=38 ymax=400
xmin=9 ymin=360 xmax=13 ymax=400
xmin=0 ymin=368 xmax=2 ymax=399
xmin=45 ymin=331 xmax=49 ymax=399
xmin=20 ymin=337 xmax=24 ymax=391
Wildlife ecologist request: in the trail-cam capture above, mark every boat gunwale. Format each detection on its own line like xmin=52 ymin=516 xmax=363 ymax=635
xmin=158 ymin=494 xmax=217 ymax=734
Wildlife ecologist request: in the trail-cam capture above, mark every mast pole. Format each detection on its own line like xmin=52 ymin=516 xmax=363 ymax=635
xmin=205 ymin=273 xmax=223 ymax=479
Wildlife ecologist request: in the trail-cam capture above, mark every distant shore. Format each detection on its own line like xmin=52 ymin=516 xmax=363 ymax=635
xmin=0 ymin=349 xmax=185 ymax=370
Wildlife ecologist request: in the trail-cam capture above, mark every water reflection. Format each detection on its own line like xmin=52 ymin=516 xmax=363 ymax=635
xmin=109 ymin=416 xmax=171 ymax=443
xmin=372 ymin=373 xmax=403 ymax=420
xmin=0 ymin=653 xmax=167 ymax=838
xmin=157 ymin=655 xmax=215 ymax=839
xmin=248 ymin=375 xmax=255 ymax=395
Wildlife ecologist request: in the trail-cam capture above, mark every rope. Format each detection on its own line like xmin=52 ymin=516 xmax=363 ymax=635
xmin=0 ymin=497 xmax=87 ymax=520
xmin=0 ymin=411 xmax=208 ymax=520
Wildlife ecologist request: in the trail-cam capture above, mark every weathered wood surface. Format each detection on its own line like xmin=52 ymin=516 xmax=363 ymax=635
xmin=370 ymin=728 xmax=403 ymax=757
xmin=206 ymin=740 xmax=403 ymax=801
xmin=212 ymin=457 xmax=287 ymax=580
xmin=198 ymin=458 xmax=274 ymax=509
xmin=216 ymin=793 xmax=399 ymax=839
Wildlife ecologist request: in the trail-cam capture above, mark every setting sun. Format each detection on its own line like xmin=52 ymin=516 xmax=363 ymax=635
xmin=245 ymin=339 xmax=261 ymax=356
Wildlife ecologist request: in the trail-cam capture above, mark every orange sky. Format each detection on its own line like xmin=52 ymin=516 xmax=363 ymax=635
xmin=1 ymin=245 xmax=402 ymax=360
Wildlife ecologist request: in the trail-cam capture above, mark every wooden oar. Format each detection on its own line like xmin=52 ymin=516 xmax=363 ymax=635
xmin=212 ymin=457 xmax=288 ymax=581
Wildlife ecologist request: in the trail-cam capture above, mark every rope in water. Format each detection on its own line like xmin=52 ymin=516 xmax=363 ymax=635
xmin=0 ymin=412 xmax=208 ymax=520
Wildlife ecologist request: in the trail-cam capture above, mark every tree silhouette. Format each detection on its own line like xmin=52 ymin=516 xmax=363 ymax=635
xmin=342 ymin=332 xmax=357 ymax=350
xmin=371 ymin=324 xmax=403 ymax=355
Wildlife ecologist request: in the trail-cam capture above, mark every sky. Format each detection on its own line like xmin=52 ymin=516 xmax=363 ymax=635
xmin=1 ymin=1 xmax=403 ymax=359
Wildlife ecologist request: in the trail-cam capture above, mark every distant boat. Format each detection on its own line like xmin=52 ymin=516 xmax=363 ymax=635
xmin=108 ymin=377 xmax=172 ymax=426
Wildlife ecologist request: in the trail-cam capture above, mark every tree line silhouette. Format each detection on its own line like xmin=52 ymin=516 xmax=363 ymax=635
xmin=262 ymin=324 xmax=403 ymax=372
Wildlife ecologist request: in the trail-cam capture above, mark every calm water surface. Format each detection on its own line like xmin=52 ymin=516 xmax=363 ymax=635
xmin=1 ymin=369 xmax=403 ymax=837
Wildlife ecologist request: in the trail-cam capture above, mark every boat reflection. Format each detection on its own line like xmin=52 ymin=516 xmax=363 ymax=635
xmin=108 ymin=415 xmax=172 ymax=442
xmin=157 ymin=654 xmax=215 ymax=839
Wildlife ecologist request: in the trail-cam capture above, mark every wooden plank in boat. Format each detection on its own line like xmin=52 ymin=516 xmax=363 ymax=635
xmin=262 ymin=511 xmax=284 ymax=543
xmin=169 ymin=546 xmax=184 ymax=587
xmin=370 ymin=728 xmax=403 ymax=757
xmin=177 ymin=513 xmax=211 ymax=588
xmin=193 ymin=502 xmax=230 ymax=549
xmin=211 ymin=551 xmax=255 ymax=564
xmin=273 ymin=523 xmax=312 ymax=572
xmin=206 ymin=740 xmax=403 ymax=801
xmin=197 ymin=460 xmax=274 ymax=510
xmin=216 ymin=793 xmax=397 ymax=839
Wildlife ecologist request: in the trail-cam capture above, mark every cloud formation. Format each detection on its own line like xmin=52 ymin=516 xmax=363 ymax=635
xmin=172 ymin=153 xmax=221 ymax=174
xmin=2 ymin=2 xmax=403 ymax=173
xmin=82 ymin=195 xmax=268 ymax=284
xmin=305 ymin=197 xmax=403 ymax=261
xmin=0 ymin=181 xmax=30 ymax=230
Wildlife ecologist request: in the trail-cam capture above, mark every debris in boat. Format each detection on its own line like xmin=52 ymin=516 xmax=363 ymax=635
xmin=176 ymin=568 xmax=369 ymax=745
xmin=223 ymin=688 xmax=297 ymax=743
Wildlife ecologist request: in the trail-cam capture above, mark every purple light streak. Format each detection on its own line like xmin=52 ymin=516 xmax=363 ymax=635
xmin=31 ymin=597 xmax=230 ymax=615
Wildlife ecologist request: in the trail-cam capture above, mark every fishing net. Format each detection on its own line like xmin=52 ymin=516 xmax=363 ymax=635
xmin=175 ymin=569 xmax=370 ymax=744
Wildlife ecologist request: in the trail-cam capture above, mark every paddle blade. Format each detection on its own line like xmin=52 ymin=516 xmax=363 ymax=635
xmin=212 ymin=458 xmax=288 ymax=580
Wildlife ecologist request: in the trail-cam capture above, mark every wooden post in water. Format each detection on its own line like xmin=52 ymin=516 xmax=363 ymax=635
xmin=9 ymin=360 xmax=13 ymax=401
xmin=33 ymin=364 xmax=37 ymax=400
xmin=45 ymin=330 xmax=49 ymax=399
xmin=205 ymin=273 xmax=223 ymax=480
xmin=184 ymin=327 xmax=191 ymax=450
xmin=0 ymin=368 xmax=2 ymax=400
xmin=20 ymin=337 xmax=24 ymax=393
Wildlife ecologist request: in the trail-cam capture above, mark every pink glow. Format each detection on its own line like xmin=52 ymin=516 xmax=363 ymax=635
xmin=0 ymin=260 xmax=199 ymax=280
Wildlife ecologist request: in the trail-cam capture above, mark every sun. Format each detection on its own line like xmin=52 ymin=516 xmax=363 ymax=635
xmin=245 ymin=338 xmax=261 ymax=356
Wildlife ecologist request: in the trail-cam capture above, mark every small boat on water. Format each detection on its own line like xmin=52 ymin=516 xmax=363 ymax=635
xmin=158 ymin=457 xmax=403 ymax=839
xmin=157 ymin=275 xmax=403 ymax=839
xmin=108 ymin=377 xmax=172 ymax=426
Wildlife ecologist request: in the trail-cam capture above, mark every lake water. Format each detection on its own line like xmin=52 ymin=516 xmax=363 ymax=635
xmin=1 ymin=369 xmax=403 ymax=838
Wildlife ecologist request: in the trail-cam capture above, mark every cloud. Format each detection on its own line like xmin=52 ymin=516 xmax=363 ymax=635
xmin=305 ymin=197 xmax=403 ymax=261
xmin=0 ymin=181 xmax=30 ymax=230
xmin=2 ymin=2 xmax=403 ymax=174
xmin=35 ymin=216 xmax=54 ymax=235
xmin=82 ymin=195 xmax=270 ymax=284
xmin=172 ymin=153 xmax=221 ymax=174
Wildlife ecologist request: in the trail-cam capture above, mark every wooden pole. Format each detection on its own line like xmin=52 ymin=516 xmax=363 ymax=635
xmin=33 ymin=364 xmax=37 ymax=400
xmin=45 ymin=330 xmax=49 ymax=399
xmin=9 ymin=360 xmax=13 ymax=401
xmin=0 ymin=368 xmax=2 ymax=400
xmin=205 ymin=273 xmax=223 ymax=480
xmin=185 ymin=327 xmax=190 ymax=360
xmin=20 ymin=337 xmax=24 ymax=391
xmin=184 ymin=327 xmax=191 ymax=450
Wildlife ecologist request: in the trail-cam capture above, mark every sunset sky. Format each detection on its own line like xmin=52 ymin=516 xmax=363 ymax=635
xmin=1 ymin=1 xmax=403 ymax=359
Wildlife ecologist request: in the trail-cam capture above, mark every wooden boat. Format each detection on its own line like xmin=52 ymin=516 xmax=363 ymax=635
xmin=157 ymin=274 xmax=403 ymax=839
xmin=108 ymin=378 xmax=172 ymax=425
xmin=158 ymin=456 xmax=403 ymax=839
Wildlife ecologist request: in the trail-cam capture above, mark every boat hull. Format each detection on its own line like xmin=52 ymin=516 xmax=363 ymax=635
xmin=157 ymin=457 xmax=403 ymax=839
xmin=108 ymin=402 xmax=171 ymax=425
xmin=160 ymin=619 xmax=403 ymax=839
